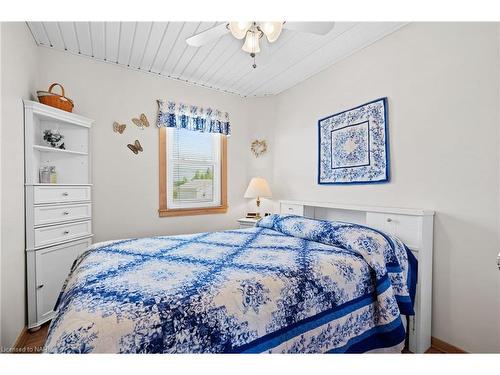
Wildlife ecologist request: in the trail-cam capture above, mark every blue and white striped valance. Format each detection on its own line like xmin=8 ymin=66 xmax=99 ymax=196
xmin=157 ymin=100 xmax=231 ymax=136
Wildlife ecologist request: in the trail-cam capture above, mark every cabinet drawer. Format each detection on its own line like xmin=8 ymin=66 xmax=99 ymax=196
xmin=35 ymin=238 xmax=91 ymax=323
xmin=239 ymin=223 xmax=255 ymax=229
xmin=238 ymin=219 xmax=258 ymax=229
xmin=34 ymin=220 xmax=92 ymax=248
xmin=34 ymin=185 xmax=91 ymax=204
xmin=280 ymin=203 xmax=304 ymax=216
xmin=34 ymin=203 xmax=91 ymax=226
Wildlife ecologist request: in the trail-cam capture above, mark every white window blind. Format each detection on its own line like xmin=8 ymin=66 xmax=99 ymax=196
xmin=167 ymin=128 xmax=221 ymax=209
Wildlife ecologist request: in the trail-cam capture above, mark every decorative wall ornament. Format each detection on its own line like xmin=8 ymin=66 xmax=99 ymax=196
xmin=132 ymin=113 xmax=150 ymax=130
xmin=318 ymin=97 xmax=389 ymax=184
xmin=127 ymin=140 xmax=143 ymax=155
xmin=113 ymin=122 xmax=126 ymax=134
xmin=157 ymin=100 xmax=231 ymax=136
xmin=251 ymin=139 xmax=267 ymax=157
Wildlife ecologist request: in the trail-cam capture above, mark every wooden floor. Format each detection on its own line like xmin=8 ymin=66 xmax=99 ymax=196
xmin=425 ymin=347 xmax=446 ymax=353
xmin=10 ymin=323 xmax=450 ymax=354
xmin=11 ymin=323 xmax=50 ymax=353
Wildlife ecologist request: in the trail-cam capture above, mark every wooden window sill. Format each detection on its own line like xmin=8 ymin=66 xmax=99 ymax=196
xmin=158 ymin=206 xmax=228 ymax=217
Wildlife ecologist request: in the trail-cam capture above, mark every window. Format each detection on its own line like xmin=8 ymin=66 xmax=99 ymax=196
xmin=159 ymin=127 xmax=227 ymax=216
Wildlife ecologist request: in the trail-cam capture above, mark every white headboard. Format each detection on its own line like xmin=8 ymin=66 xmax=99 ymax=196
xmin=279 ymin=200 xmax=435 ymax=353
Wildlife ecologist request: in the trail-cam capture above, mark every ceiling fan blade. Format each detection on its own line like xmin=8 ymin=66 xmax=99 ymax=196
xmin=283 ymin=22 xmax=335 ymax=35
xmin=186 ymin=23 xmax=229 ymax=47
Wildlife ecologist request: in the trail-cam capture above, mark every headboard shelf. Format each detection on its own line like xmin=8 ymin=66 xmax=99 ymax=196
xmin=278 ymin=199 xmax=434 ymax=354
xmin=279 ymin=199 xmax=434 ymax=216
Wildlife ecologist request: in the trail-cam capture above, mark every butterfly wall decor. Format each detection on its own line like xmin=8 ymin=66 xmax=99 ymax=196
xmin=127 ymin=140 xmax=143 ymax=155
xmin=132 ymin=113 xmax=150 ymax=130
xmin=113 ymin=122 xmax=126 ymax=134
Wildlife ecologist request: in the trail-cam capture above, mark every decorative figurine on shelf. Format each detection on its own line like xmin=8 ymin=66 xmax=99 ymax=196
xmin=43 ymin=129 xmax=65 ymax=149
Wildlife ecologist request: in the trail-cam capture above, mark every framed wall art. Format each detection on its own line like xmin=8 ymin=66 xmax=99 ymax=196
xmin=318 ymin=97 xmax=389 ymax=184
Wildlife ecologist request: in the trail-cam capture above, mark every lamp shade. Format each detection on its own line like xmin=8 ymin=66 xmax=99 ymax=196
xmin=228 ymin=22 xmax=252 ymax=39
xmin=242 ymin=29 xmax=261 ymax=54
xmin=260 ymin=22 xmax=283 ymax=43
xmin=244 ymin=177 xmax=272 ymax=198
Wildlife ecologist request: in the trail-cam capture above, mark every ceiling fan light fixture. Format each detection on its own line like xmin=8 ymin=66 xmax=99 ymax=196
xmin=242 ymin=29 xmax=261 ymax=54
xmin=228 ymin=21 xmax=252 ymax=39
xmin=185 ymin=21 xmax=335 ymax=69
xmin=260 ymin=22 xmax=283 ymax=43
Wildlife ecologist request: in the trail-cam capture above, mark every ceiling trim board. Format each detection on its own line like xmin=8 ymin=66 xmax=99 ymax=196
xmin=26 ymin=22 xmax=407 ymax=98
xmin=148 ymin=22 xmax=171 ymax=72
xmin=184 ymin=36 xmax=224 ymax=82
xmin=137 ymin=22 xmax=154 ymax=70
xmin=32 ymin=42 xmax=243 ymax=97
xmin=242 ymin=23 xmax=358 ymax=97
xmin=262 ymin=22 xmax=408 ymax=97
xmin=170 ymin=22 xmax=205 ymax=77
xmin=174 ymin=22 xmax=219 ymax=78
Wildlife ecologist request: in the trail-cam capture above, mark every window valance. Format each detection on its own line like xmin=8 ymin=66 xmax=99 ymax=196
xmin=157 ymin=100 xmax=231 ymax=136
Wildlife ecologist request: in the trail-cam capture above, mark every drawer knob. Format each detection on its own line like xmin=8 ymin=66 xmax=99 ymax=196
xmin=63 ymin=211 xmax=70 ymax=215
xmin=62 ymin=192 xmax=69 ymax=196
xmin=386 ymin=218 xmax=393 ymax=223
xmin=37 ymin=284 xmax=44 ymax=289
xmin=63 ymin=230 xmax=70 ymax=235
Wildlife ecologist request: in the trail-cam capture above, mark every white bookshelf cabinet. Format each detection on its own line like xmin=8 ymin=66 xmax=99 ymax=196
xmin=24 ymin=100 xmax=94 ymax=330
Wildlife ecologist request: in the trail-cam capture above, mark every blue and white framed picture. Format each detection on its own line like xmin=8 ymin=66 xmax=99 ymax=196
xmin=318 ymin=97 xmax=390 ymax=184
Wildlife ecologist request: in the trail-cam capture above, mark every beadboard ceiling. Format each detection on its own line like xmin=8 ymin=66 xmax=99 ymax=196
xmin=27 ymin=22 xmax=405 ymax=97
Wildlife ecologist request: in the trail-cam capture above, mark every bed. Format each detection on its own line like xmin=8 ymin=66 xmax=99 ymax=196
xmin=44 ymin=214 xmax=417 ymax=353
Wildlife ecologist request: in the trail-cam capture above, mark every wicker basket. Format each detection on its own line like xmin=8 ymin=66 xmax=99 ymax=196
xmin=37 ymin=83 xmax=74 ymax=112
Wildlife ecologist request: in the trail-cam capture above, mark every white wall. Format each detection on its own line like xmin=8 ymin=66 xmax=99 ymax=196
xmin=1 ymin=22 xmax=499 ymax=353
xmin=0 ymin=22 xmax=3 ymax=347
xmin=0 ymin=22 xmax=38 ymax=348
xmin=243 ymin=97 xmax=277 ymax=215
xmin=269 ymin=22 xmax=500 ymax=353
xmin=35 ymin=48 xmax=252 ymax=242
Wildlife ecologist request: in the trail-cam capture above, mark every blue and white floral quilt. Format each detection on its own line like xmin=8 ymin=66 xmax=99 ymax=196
xmin=44 ymin=215 xmax=417 ymax=353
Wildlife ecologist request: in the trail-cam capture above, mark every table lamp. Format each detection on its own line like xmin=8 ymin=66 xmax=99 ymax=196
xmin=244 ymin=177 xmax=272 ymax=219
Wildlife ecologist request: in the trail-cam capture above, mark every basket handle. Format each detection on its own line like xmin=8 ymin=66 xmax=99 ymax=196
xmin=48 ymin=83 xmax=65 ymax=97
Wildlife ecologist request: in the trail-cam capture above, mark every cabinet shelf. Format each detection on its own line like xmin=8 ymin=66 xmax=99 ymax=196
xmin=26 ymin=183 xmax=93 ymax=186
xmin=24 ymin=100 xmax=93 ymax=128
xmin=33 ymin=145 xmax=88 ymax=156
xmin=24 ymin=100 xmax=94 ymax=330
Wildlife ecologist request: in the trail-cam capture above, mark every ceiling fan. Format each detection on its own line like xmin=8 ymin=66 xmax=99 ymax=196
xmin=186 ymin=22 xmax=335 ymax=68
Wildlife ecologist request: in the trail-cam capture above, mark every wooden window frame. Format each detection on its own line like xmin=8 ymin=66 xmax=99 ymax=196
xmin=158 ymin=127 xmax=228 ymax=217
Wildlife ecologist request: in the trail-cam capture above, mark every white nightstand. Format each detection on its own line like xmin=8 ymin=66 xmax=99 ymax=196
xmin=237 ymin=217 xmax=259 ymax=229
